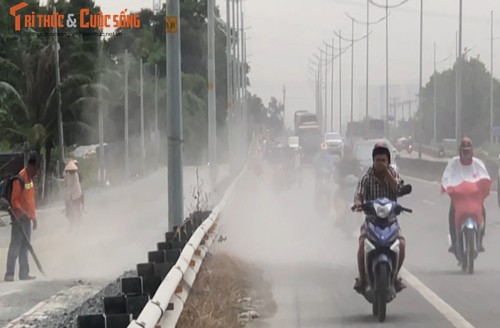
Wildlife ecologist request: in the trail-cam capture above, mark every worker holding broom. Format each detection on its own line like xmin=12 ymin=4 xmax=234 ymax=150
xmin=4 ymin=154 xmax=39 ymax=282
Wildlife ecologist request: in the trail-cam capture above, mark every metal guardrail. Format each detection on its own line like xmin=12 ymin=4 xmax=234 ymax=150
xmin=127 ymin=165 xmax=247 ymax=328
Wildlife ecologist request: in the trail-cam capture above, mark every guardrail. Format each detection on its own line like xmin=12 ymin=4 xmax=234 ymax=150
xmin=128 ymin=165 xmax=246 ymax=328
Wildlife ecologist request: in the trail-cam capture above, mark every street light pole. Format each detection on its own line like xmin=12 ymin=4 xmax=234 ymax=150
xmin=455 ymin=0 xmax=463 ymax=142
xmin=331 ymin=37 xmax=334 ymax=132
xmin=339 ymin=30 xmax=343 ymax=135
xmin=418 ymin=0 xmax=423 ymax=159
xmin=433 ymin=43 xmax=437 ymax=145
xmin=124 ymin=50 xmax=130 ymax=179
xmin=491 ymin=10 xmax=494 ymax=144
xmin=166 ymin=0 xmax=184 ymax=228
xmin=208 ymin=0 xmax=217 ymax=189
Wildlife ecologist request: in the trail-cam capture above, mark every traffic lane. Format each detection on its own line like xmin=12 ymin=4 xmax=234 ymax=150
xmin=401 ymin=176 xmax=500 ymax=328
xmin=219 ymin=166 xmax=454 ymax=327
xmin=0 ymin=165 xmax=227 ymax=324
xmin=398 ymin=150 xmax=449 ymax=163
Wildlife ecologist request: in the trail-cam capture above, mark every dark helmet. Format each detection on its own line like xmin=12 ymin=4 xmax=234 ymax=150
xmin=459 ymin=137 xmax=473 ymax=165
xmin=372 ymin=141 xmax=391 ymax=164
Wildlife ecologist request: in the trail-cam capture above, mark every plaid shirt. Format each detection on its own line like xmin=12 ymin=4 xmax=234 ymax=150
xmin=355 ymin=166 xmax=404 ymax=219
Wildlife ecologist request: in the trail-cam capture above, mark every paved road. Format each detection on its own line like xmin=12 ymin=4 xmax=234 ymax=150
xmin=398 ymin=150 xmax=449 ymax=163
xmin=0 ymin=165 xmax=228 ymax=326
xmin=220 ymin=165 xmax=500 ymax=327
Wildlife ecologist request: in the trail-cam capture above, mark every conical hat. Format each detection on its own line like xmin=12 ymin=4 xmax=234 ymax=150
xmin=65 ymin=160 xmax=78 ymax=171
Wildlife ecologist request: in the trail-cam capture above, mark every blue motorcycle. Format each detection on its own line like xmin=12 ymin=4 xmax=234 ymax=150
xmin=351 ymin=185 xmax=412 ymax=322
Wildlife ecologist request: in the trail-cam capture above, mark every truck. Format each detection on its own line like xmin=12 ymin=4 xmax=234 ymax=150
xmin=296 ymin=123 xmax=322 ymax=162
xmin=294 ymin=111 xmax=318 ymax=134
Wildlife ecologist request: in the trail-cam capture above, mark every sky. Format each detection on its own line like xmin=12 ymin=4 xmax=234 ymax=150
xmin=87 ymin=0 xmax=500 ymax=128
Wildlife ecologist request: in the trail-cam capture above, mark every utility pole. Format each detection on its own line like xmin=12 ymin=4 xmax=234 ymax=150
xmin=491 ymin=10 xmax=494 ymax=143
xmin=98 ymin=36 xmax=105 ymax=183
xmin=155 ymin=64 xmax=159 ymax=168
xmin=339 ymin=30 xmax=343 ymax=135
xmin=324 ymin=44 xmax=328 ymax=133
xmin=166 ymin=0 xmax=184 ymax=228
xmin=433 ymin=43 xmax=437 ymax=146
xmin=140 ymin=58 xmax=146 ymax=176
xmin=366 ymin=0 xmax=370 ymax=126
xmin=418 ymin=0 xmax=423 ymax=159
xmin=385 ymin=0 xmax=389 ymax=138
xmin=350 ymin=20 xmax=354 ymax=127
xmin=331 ymin=37 xmax=334 ymax=132
xmin=208 ymin=0 xmax=217 ymax=190
xmin=240 ymin=4 xmax=247 ymax=153
xmin=455 ymin=0 xmax=463 ymax=143
xmin=346 ymin=7 xmax=386 ymax=134
xmin=225 ymin=0 xmax=234 ymax=174
xmin=124 ymin=50 xmax=130 ymax=179
xmin=53 ymin=7 xmax=64 ymax=176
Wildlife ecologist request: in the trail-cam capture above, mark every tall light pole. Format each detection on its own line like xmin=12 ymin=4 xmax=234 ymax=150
xmin=491 ymin=10 xmax=494 ymax=144
xmin=225 ymin=0 xmax=234 ymax=173
xmin=418 ymin=0 xmax=423 ymax=159
xmin=339 ymin=30 xmax=343 ymax=135
xmin=331 ymin=38 xmax=335 ymax=132
xmin=166 ymin=0 xmax=184 ymax=228
xmin=155 ymin=64 xmax=159 ymax=168
xmin=369 ymin=0 xmax=410 ymax=138
xmin=433 ymin=43 xmax=437 ymax=145
xmin=455 ymin=0 xmax=463 ymax=143
xmin=124 ymin=50 xmax=130 ymax=178
xmin=140 ymin=58 xmax=145 ymax=176
xmin=208 ymin=0 xmax=217 ymax=189
xmin=345 ymin=10 xmax=387 ymax=126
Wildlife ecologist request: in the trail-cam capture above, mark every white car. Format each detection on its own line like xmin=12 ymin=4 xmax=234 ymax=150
xmin=324 ymin=132 xmax=344 ymax=156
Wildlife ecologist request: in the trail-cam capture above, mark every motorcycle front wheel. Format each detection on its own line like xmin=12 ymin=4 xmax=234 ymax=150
xmin=375 ymin=264 xmax=389 ymax=322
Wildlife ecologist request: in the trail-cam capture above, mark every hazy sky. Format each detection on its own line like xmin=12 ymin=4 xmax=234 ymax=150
xmin=93 ymin=0 xmax=500 ymax=128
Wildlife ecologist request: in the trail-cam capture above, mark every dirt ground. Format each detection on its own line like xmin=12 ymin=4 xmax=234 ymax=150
xmin=177 ymin=252 xmax=277 ymax=328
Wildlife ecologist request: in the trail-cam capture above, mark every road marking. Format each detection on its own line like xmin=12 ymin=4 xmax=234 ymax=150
xmin=401 ymin=268 xmax=475 ymax=328
xmin=0 ymin=289 xmax=20 ymax=298
xmin=423 ymin=200 xmax=435 ymax=206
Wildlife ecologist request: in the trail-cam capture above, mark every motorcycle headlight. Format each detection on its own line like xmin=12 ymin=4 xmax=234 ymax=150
xmin=374 ymin=203 xmax=392 ymax=219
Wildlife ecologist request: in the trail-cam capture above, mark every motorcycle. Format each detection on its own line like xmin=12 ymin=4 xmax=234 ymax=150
xmin=351 ymin=184 xmax=413 ymax=323
xmin=448 ymin=187 xmax=487 ymax=274
xmin=441 ymin=158 xmax=491 ymax=274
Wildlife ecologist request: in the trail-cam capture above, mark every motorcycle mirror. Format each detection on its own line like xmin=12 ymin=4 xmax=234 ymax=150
xmin=399 ymin=184 xmax=412 ymax=197
xmin=0 ymin=198 xmax=10 ymax=211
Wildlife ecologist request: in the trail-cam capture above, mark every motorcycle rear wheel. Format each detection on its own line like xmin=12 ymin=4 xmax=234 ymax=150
xmin=466 ymin=229 xmax=475 ymax=274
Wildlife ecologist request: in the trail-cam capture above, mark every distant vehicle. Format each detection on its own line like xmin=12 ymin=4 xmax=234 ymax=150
xmin=288 ymin=136 xmax=300 ymax=149
xmin=294 ymin=110 xmax=308 ymax=128
xmin=352 ymin=139 xmax=400 ymax=173
xmin=295 ymin=112 xmax=318 ymax=133
xmin=324 ymin=132 xmax=344 ymax=156
xmin=297 ymin=124 xmax=322 ymax=162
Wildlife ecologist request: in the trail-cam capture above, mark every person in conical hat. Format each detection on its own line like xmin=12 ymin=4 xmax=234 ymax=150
xmin=53 ymin=159 xmax=84 ymax=227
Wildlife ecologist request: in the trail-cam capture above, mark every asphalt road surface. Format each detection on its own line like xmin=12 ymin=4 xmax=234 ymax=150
xmin=220 ymin=164 xmax=500 ymax=328
xmin=0 ymin=165 xmax=226 ymax=327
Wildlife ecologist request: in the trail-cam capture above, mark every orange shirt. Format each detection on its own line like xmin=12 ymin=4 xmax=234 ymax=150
xmin=11 ymin=169 xmax=36 ymax=221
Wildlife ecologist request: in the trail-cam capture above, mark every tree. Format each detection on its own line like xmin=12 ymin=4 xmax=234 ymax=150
xmin=419 ymin=56 xmax=500 ymax=146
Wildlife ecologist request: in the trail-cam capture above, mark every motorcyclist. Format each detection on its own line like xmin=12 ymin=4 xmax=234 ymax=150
xmin=314 ymin=143 xmax=340 ymax=181
xmin=352 ymin=141 xmax=406 ymax=293
xmin=442 ymin=137 xmax=489 ymax=253
xmin=333 ymin=144 xmax=360 ymax=183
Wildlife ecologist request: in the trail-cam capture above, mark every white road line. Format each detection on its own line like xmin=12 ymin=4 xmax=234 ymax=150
xmin=401 ymin=268 xmax=475 ymax=328
xmin=423 ymin=200 xmax=435 ymax=206
xmin=0 ymin=289 xmax=20 ymax=298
